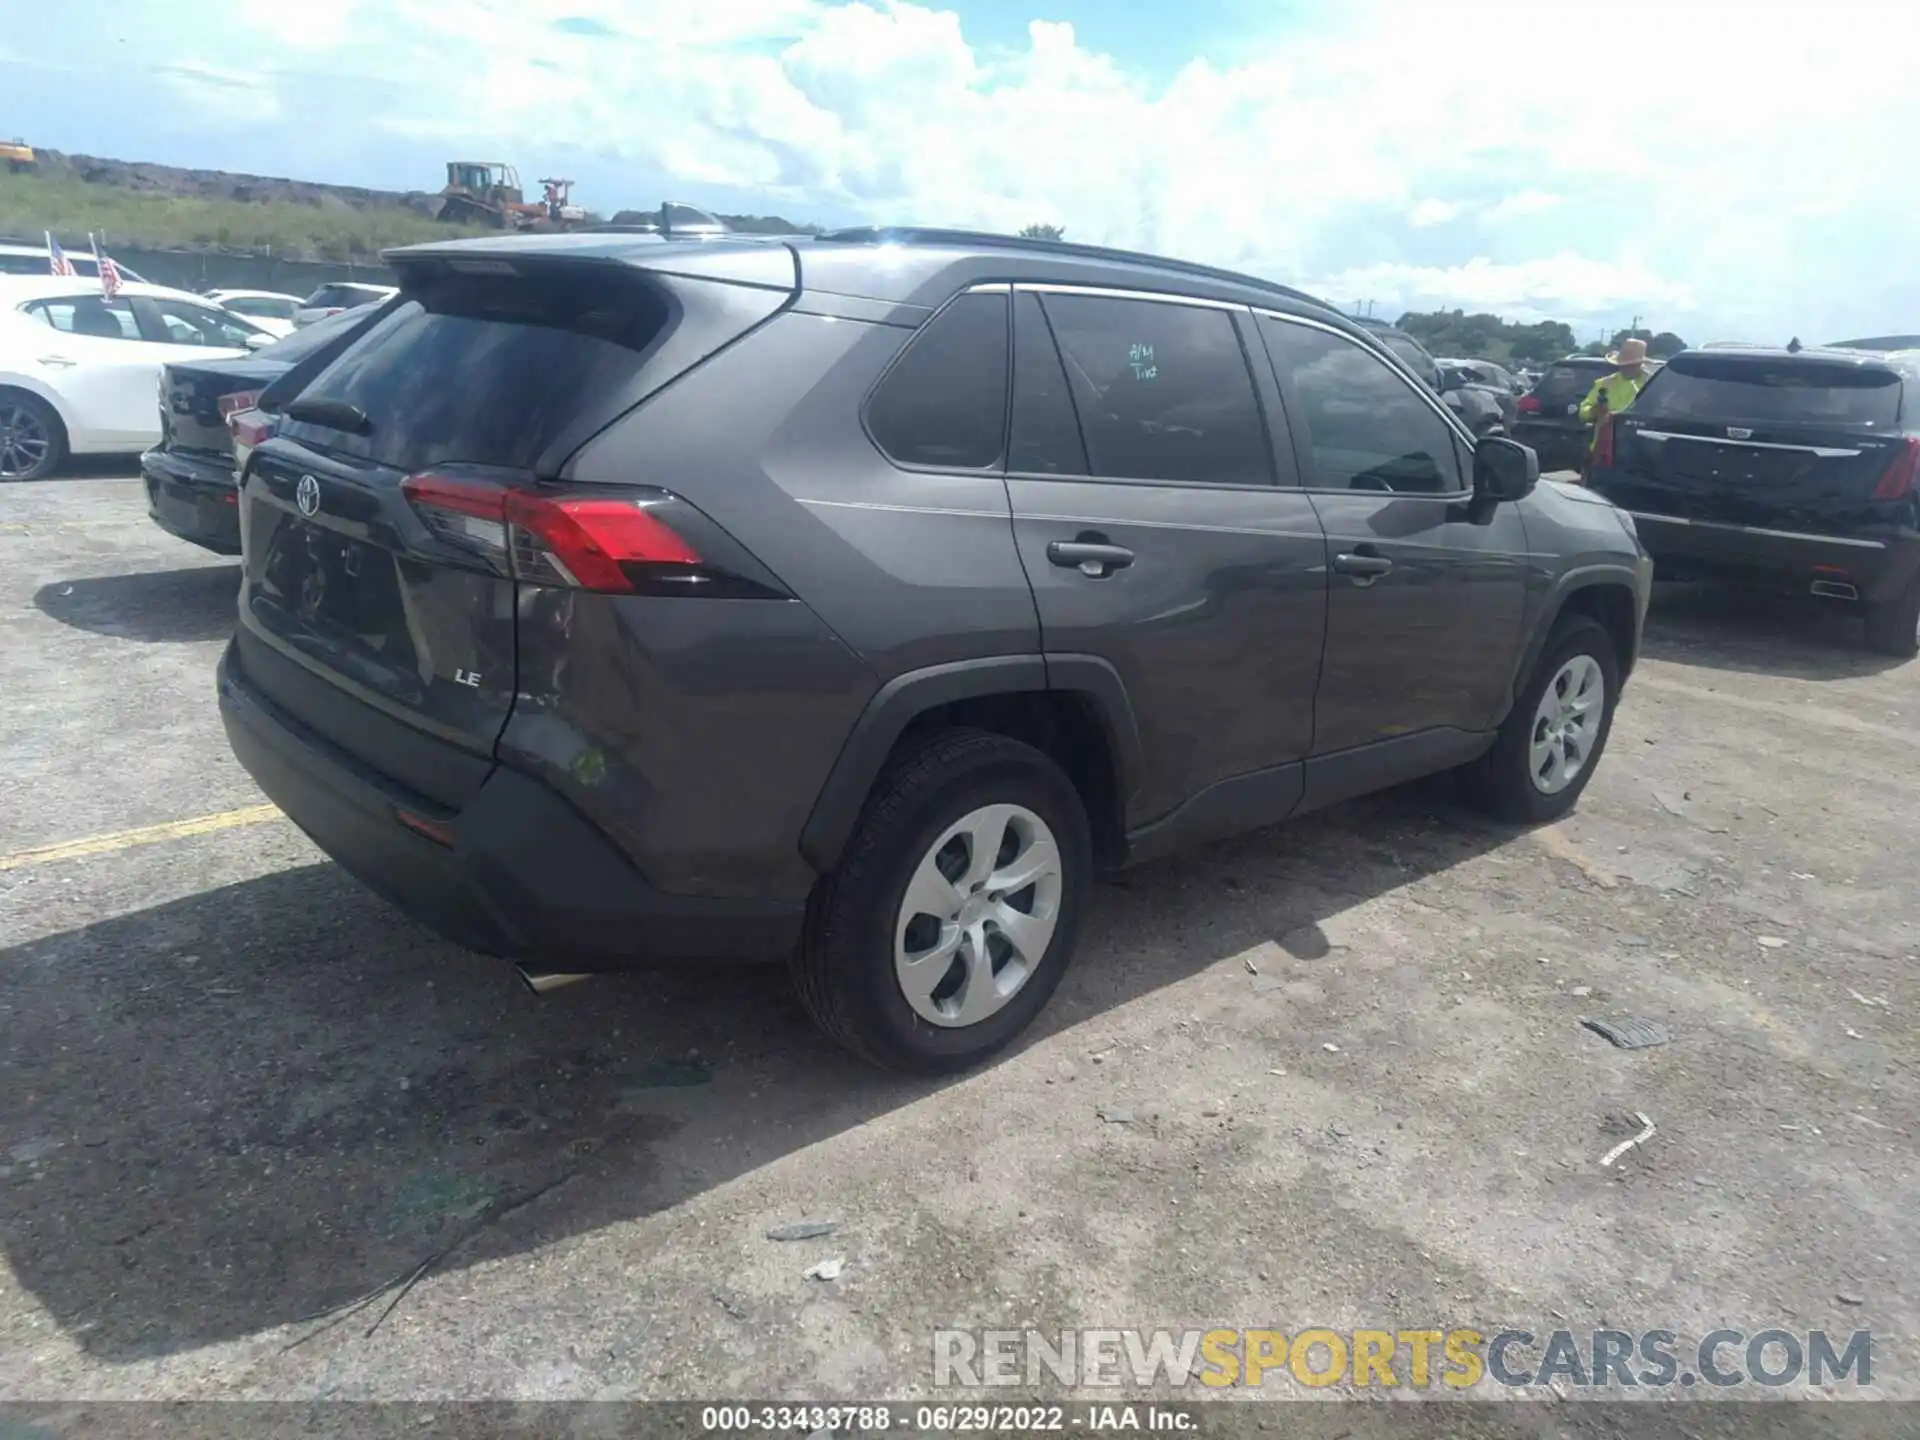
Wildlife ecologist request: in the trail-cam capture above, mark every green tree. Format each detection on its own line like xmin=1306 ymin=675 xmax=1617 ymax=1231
xmin=1648 ymin=331 xmax=1688 ymax=358
xmin=1019 ymin=223 xmax=1065 ymax=241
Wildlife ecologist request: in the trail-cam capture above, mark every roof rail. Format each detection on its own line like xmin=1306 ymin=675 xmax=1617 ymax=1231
xmin=815 ymin=226 xmax=1326 ymax=310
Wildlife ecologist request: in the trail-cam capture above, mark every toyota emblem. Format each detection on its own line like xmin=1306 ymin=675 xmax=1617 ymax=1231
xmin=296 ymin=474 xmax=321 ymax=517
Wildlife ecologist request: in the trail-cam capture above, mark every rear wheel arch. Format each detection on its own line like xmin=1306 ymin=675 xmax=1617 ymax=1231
xmin=800 ymin=657 xmax=1139 ymax=876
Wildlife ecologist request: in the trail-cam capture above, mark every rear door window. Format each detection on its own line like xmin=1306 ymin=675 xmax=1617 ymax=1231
xmin=24 ymin=296 xmax=140 ymax=340
xmin=1009 ymin=291 xmax=1087 ymax=476
xmin=1636 ymin=358 xmax=1902 ymax=428
xmin=281 ymin=267 xmax=674 ymax=471
xmin=1040 ymin=292 xmax=1273 ymax=486
xmin=865 ymin=290 xmax=1009 ymax=471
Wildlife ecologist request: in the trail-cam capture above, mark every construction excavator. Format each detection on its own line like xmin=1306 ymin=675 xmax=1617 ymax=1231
xmin=436 ymin=162 xmax=586 ymax=230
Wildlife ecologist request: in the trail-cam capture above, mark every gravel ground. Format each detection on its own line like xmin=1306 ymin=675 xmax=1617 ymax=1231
xmin=1 ymin=473 xmax=1915 ymax=1412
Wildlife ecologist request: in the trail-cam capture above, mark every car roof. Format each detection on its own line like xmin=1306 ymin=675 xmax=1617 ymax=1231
xmin=210 ymin=288 xmax=304 ymax=301
xmin=385 ymin=226 xmax=1364 ymax=334
xmin=310 ymin=281 xmax=397 ymax=294
xmin=0 ymin=274 xmax=220 ymax=306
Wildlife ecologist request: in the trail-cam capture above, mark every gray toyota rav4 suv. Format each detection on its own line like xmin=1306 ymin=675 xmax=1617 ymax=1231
xmin=219 ymin=227 xmax=1652 ymax=1073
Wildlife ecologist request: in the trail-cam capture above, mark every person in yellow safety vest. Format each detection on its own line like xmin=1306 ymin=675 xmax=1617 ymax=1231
xmin=1577 ymin=336 xmax=1652 ymax=438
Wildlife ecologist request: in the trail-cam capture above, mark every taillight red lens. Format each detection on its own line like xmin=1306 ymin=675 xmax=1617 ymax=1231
xmin=1870 ymin=437 xmax=1919 ymax=501
xmin=505 ymin=493 xmax=699 ymax=591
xmin=218 ymin=389 xmax=262 ymax=420
xmin=1517 ymin=393 xmax=1541 ymax=414
xmin=400 ymin=473 xmax=702 ymax=593
xmin=228 ymin=408 xmax=274 ymax=448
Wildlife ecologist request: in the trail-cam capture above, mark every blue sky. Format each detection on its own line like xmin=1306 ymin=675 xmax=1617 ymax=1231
xmin=5 ymin=0 xmax=1914 ymax=343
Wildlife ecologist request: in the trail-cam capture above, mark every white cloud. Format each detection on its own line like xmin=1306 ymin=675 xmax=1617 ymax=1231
xmin=1409 ymin=199 xmax=1466 ymax=228
xmin=119 ymin=0 xmax=1920 ymax=337
xmin=1484 ymin=191 xmax=1562 ymax=225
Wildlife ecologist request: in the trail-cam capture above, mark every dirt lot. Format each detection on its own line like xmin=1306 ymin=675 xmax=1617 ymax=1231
xmin=1 ymin=472 xmax=1915 ymax=1410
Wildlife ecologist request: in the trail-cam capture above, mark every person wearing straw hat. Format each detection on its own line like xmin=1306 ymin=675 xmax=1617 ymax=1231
xmin=1577 ymin=338 xmax=1651 ymax=432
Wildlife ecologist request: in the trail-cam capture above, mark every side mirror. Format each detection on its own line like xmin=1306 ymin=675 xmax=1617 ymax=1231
xmin=1473 ymin=434 xmax=1538 ymax=503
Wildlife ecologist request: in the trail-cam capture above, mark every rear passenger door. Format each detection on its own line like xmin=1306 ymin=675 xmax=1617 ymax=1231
xmin=1006 ymin=287 xmax=1328 ymax=840
xmin=1257 ymin=313 xmax=1529 ymax=762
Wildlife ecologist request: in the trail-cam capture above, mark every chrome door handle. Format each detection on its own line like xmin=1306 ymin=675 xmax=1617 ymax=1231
xmin=1333 ymin=551 xmax=1394 ymax=586
xmin=1047 ymin=540 xmax=1135 ymax=578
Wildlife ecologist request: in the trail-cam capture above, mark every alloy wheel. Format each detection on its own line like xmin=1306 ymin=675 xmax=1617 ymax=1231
xmin=0 ymin=403 xmax=51 ymax=479
xmin=894 ymin=803 xmax=1063 ymax=1028
xmin=1529 ymin=653 xmax=1605 ymax=795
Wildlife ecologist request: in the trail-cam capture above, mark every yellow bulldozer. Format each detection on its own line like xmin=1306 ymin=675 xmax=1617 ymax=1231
xmin=2 ymin=139 xmax=37 ymax=174
xmin=436 ymin=162 xmax=585 ymax=231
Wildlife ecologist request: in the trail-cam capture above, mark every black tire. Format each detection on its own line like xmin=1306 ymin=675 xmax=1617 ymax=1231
xmin=793 ymin=728 xmax=1092 ymax=1074
xmin=0 ymin=389 xmax=67 ymax=482
xmin=1460 ymin=615 xmax=1620 ymax=824
xmin=1863 ymin=578 xmax=1920 ymax=659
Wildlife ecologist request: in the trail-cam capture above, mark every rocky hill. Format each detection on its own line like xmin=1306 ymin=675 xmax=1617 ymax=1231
xmin=22 ymin=149 xmax=817 ymax=240
xmin=38 ymin=149 xmax=441 ymax=217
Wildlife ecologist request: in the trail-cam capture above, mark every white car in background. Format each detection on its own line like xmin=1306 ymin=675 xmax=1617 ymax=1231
xmin=204 ymin=288 xmax=304 ymax=338
xmin=0 ymin=275 xmax=274 ymax=481
xmin=293 ymin=281 xmax=397 ymax=328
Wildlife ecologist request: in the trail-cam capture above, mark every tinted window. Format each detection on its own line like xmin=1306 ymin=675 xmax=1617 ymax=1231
xmin=0 ymin=255 xmax=46 ymax=275
xmin=135 ymin=296 xmax=261 ymax=348
xmin=1263 ymin=317 xmax=1465 ymax=494
xmin=866 ymin=291 xmax=1009 ymax=470
xmin=284 ymin=268 xmax=673 ymax=471
xmin=1041 ymin=293 xmax=1271 ymax=485
xmin=25 ymin=297 xmax=140 ymax=340
xmin=1009 ymin=291 xmax=1087 ymax=475
xmin=1636 ymin=357 xmax=1902 ymax=428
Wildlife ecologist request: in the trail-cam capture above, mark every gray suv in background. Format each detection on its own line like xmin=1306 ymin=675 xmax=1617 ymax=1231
xmin=218 ymin=227 xmax=1652 ymax=1073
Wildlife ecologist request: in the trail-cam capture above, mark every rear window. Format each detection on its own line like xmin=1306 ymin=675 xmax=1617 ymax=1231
xmin=1637 ymin=357 xmax=1902 ymax=428
xmin=283 ymin=268 xmax=671 ymax=471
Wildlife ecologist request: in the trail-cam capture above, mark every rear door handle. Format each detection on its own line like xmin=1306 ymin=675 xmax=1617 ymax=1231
xmin=1047 ymin=540 xmax=1135 ymax=578
xmin=1333 ymin=550 xmax=1394 ymax=585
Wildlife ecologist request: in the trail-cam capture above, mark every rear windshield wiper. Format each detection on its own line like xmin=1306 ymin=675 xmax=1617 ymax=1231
xmin=284 ymin=398 xmax=372 ymax=435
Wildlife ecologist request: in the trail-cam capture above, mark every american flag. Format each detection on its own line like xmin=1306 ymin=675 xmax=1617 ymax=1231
xmin=90 ymin=234 xmax=123 ymax=299
xmin=44 ymin=231 xmax=75 ymax=277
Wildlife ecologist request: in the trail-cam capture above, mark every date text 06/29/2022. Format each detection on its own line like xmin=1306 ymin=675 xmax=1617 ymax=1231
xmin=700 ymin=1405 xmax=1195 ymax=1432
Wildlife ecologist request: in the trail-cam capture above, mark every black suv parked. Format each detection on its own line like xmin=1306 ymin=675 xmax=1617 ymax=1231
xmin=1589 ymin=345 xmax=1920 ymax=655
xmin=218 ymin=228 xmax=1652 ymax=1073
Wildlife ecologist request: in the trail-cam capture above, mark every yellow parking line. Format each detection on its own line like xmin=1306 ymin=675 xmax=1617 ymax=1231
xmin=0 ymin=803 xmax=283 ymax=872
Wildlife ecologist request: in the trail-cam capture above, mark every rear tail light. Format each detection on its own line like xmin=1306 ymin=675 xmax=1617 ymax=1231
xmin=227 ymin=406 xmax=275 ymax=475
xmin=1869 ymin=437 xmax=1919 ymax=501
xmin=400 ymin=473 xmax=704 ymax=595
xmin=217 ymin=389 xmax=262 ymax=420
xmin=1517 ymin=393 xmax=1541 ymax=414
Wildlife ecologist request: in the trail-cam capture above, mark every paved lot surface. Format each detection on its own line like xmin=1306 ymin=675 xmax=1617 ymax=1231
xmin=1 ymin=472 xmax=1916 ymax=1408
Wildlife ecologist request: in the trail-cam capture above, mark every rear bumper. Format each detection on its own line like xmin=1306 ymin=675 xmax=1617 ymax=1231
xmin=1618 ymin=507 xmax=1920 ymax=603
xmin=218 ymin=639 xmax=803 ymax=967
xmin=143 ymin=447 xmax=241 ymax=555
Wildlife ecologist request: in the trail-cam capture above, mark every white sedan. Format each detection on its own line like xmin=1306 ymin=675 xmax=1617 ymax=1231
xmin=205 ymin=288 xmax=305 ymax=338
xmin=0 ymin=276 xmax=274 ymax=481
